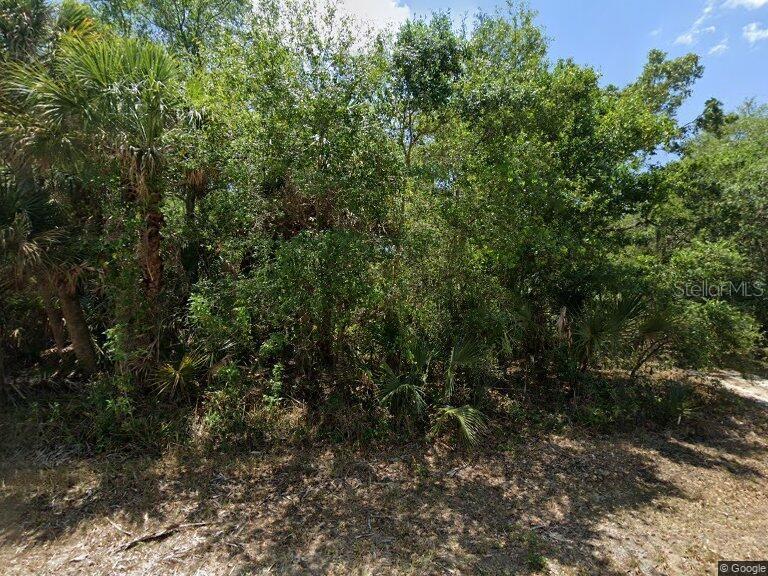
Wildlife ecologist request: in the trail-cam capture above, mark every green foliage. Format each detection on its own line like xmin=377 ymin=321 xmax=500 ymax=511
xmin=87 ymin=0 xmax=249 ymax=62
xmin=87 ymin=374 xmax=136 ymax=442
xmin=188 ymin=286 xmax=251 ymax=357
xmin=377 ymin=360 xmax=428 ymax=427
xmin=651 ymin=381 xmax=698 ymax=426
xmin=522 ymin=530 xmax=547 ymax=571
xmin=431 ymin=404 xmax=487 ymax=446
xmin=673 ymin=300 xmax=761 ymax=367
xmin=695 ymin=97 xmax=736 ymax=136
xmin=574 ymin=377 xmax=699 ymax=432
xmin=152 ymin=352 xmax=207 ymax=399
xmin=444 ymin=337 xmax=485 ymax=401
xmin=633 ymin=48 xmax=703 ymax=116
xmin=572 ymin=294 xmax=644 ymax=371
xmin=1 ymin=0 xmax=765 ymax=451
xmin=0 ymin=0 xmax=51 ymax=60
xmin=263 ymin=361 xmax=283 ymax=408
xmin=393 ymin=13 xmax=463 ymax=112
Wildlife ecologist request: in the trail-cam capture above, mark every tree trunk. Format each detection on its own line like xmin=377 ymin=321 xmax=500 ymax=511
xmin=141 ymin=199 xmax=164 ymax=300
xmin=134 ymin=165 xmax=165 ymax=301
xmin=40 ymin=280 xmax=67 ymax=354
xmin=55 ymin=275 xmax=97 ymax=374
xmin=630 ymin=338 xmax=668 ymax=380
xmin=0 ymin=331 xmax=5 ymax=388
xmin=181 ymin=170 xmax=205 ymax=284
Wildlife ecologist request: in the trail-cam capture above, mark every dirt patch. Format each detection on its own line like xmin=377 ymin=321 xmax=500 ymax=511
xmin=1 ymin=377 xmax=767 ymax=575
xmin=704 ymin=369 xmax=768 ymax=406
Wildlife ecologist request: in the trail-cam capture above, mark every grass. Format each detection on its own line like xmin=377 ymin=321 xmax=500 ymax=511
xmin=522 ymin=530 xmax=548 ymax=572
xmin=1 ymin=366 xmax=742 ymax=463
xmin=2 ymin=371 xmax=767 ymax=575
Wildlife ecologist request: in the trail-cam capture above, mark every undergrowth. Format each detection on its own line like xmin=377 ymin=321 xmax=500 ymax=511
xmin=0 ymin=369 xmax=712 ymax=458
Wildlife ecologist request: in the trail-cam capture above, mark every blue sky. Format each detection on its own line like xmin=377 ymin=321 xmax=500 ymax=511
xmin=339 ymin=0 xmax=768 ymax=125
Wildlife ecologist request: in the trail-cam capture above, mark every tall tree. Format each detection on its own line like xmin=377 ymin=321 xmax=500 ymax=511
xmin=0 ymin=0 xmax=102 ymax=373
xmin=0 ymin=175 xmax=99 ymax=373
xmin=6 ymin=35 xmax=178 ymax=301
xmin=88 ymin=0 xmax=249 ymax=63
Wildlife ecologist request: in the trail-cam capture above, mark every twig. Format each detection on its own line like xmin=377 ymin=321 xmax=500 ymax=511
xmin=106 ymin=517 xmax=133 ymax=536
xmin=120 ymin=522 xmax=212 ymax=551
xmin=446 ymin=461 xmax=472 ymax=477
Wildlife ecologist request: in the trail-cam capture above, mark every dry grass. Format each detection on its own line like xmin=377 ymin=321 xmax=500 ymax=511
xmin=1 ymin=373 xmax=768 ymax=575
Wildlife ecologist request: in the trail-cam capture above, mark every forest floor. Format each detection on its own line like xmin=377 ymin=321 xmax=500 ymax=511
xmin=1 ymin=370 xmax=768 ymax=575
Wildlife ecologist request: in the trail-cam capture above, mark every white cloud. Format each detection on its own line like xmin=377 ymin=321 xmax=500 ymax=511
xmin=724 ymin=0 xmax=768 ymax=9
xmin=650 ymin=27 xmax=662 ymax=37
xmin=708 ymin=37 xmax=729 ymax=53
xmin=743 ymin=21 xmax=768 ymax=42
xmin=333 ymin=0 xmax=411 ymax=31
xmin=675 ymin=0 xmax=718 ymax=45
xmin=675 ymin=25 xmax=716 ymax=45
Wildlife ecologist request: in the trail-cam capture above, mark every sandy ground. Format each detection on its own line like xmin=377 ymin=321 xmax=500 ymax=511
xmin=1 ymin=374 xmax=767 ymax=575
xmin=706 ymin=369 xmax=768 ymax=406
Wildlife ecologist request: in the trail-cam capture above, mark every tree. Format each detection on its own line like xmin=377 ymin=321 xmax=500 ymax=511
xmin=7 ymin=35 xmax=179 ymax=302
xmin=88 ymin=0 xmax=249 ymax=63
xmin=0 ymin=174 xmax=99 ymax=373
xmin=677 ymin=103 xmax=768 ymax=327
xmin=392 ymin=13 xmax=463 ymax=167
xmin=695 ymin=97 xmax=736 ymax=137
xmin=0 ymin=0 xmax=102 ymax=373
xmin=633 ymin=48 xmax=703 ymax=117
xmin=1 ymin=0 xmax=765 ymax=446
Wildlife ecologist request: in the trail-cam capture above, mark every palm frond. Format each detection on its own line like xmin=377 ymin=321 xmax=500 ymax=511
xmin=444 ymin=336 xmax=484 ymax=401
xmin=573 ymin=293 xmax=646 ymax=367
xmin=639 ymin=309 xmax=674 ymax=339
xmin=0 ymin=213 xmax=65 ymax=285
xmin=376 ymin=361 xmax=427 ymax=419
xmin=410 ymin=338 xmax=432 ymax=375
xmin=54 ymin=0 xmax=99 ymax=39
xmin=152 ymin=353 xmax=207 ymax=399
xmin=432 ymin=405 xmax=487 ymax=446
xmin=0 ymin=0 xmax=51 ymax=60
xmin=1 ymin=59 xmax=90 ymax=164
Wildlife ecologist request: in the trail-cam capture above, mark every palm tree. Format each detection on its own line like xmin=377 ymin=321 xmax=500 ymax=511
xmin=0 ymin=0 xmax=50 ymax=61
xmin=40 ymin=35 xmax=178 ymax=300
xmin=0 ymin=173 xmax=98 ymax=373
xmin=3 ymin=1 xmax=178 ymax=301
xmin=1 ymin=0 xmax=99 ymax=62
xmin=2 ymin=14 xmax=179 ymax=375
xmin=0 ymin=180 xmax=65 ymax=355
xmin=0 ymin=2 xmax=105 ymax=374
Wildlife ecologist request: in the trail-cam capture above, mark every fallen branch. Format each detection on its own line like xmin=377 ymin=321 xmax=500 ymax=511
xmin=106 ymin=517 xmax=133 ymax=536
xmin=120 ymin=522 xmax=212 ymax=551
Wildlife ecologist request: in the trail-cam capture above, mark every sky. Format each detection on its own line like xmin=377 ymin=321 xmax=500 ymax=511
xmin=330 ymin=0 xmax=768 ymax=125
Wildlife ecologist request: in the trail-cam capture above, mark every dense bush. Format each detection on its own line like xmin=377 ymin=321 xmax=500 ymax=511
xmin=1 ymin=0 xmax=765 ymax=449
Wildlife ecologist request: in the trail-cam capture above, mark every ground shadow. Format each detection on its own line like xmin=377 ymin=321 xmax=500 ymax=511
xmin=0 ymin=380 xmax=766 ymax=574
